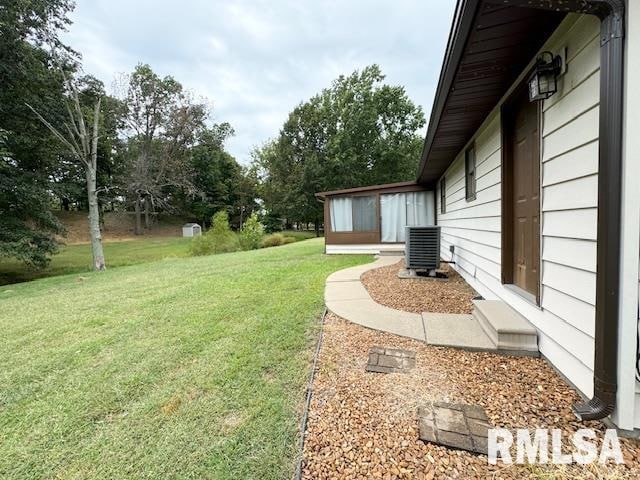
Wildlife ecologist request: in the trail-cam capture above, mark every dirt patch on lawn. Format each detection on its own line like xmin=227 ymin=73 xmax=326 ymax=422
xmin=302 ymin=314 xmax=640 ymax=479
xmin=56 ymin=211 xmax=183 ymax=244
xmin=361 ymin=260 xmax=478 ymax=315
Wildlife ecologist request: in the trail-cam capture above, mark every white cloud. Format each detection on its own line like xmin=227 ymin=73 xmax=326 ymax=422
xmin=63 ymin=0 xmax=456 ymax=164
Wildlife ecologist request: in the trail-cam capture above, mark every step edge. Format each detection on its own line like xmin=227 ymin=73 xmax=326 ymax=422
xmin=471 ymin=300 xmax=537 ymax=332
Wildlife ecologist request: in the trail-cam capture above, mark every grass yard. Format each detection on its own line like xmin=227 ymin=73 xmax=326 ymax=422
xmin=0 ymin=239 xmax=370 ymax=479
xmin=0 ymin=231 xmax=321 ymax=286
xmin=0 ymin=237 xmax=192 ymax=285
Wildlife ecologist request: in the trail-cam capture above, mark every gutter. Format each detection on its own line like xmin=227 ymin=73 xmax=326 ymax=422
xmin=572 ymin=0 xmax=626 ymax=421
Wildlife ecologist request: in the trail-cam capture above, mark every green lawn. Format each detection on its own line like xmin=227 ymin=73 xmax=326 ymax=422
xmin=0 ymin=239 xmax=370 ymax=479
xmin=0 ymin=237 xmax=192 ymax=285
xmin=0 ymin=232 xmax=321 ymax=286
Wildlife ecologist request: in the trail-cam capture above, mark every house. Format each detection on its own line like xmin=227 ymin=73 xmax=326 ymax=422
xmin=318 ymin=0 xmax=640 ymax=431
xmin=316 ymin=182 xmax=435 ymax=254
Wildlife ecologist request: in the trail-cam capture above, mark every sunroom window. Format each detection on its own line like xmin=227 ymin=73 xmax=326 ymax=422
xmin=330 ymin=195 xmax=376 ymax=232
xmin=380 ymin=191 xmax=434 ymax=242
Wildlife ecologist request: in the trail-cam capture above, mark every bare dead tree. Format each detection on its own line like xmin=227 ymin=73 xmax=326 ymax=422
xmin=27 ymin=71 xmax=106 ymax=271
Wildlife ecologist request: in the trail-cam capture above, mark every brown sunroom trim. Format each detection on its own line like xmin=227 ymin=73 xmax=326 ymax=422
xmin=315 ymin=181 xmax=423 ymax=199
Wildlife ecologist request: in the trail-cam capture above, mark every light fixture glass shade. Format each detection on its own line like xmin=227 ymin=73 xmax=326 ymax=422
xmin=528 ymin=52 xmax=561 ymax=102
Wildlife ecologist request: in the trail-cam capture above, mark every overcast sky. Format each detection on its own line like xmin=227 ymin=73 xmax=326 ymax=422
xmin=62 ymin=0 xmax=456 ymax=165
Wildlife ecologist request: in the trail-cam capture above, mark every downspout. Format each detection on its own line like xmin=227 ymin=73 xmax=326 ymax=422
xmin=572 ymin=0 xmax=625 ymax=421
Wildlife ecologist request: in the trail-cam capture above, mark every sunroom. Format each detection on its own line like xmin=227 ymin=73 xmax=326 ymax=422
xmin=316 ymin=181 xmax=435 ymax=254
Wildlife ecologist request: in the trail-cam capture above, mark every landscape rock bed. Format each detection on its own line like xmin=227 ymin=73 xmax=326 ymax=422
xmin=361 ymin=260 xmax=477 ymax=315
xmin=301 ymin=313 xmax=640 ymax=479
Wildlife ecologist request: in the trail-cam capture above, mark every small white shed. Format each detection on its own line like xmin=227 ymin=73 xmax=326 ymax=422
xmin=182 ymin=223 xmax=202 ymax=237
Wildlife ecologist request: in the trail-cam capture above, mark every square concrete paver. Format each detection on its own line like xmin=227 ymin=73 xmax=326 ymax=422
xmin=365 ymin=346 xmax=416 ymax=374
xmin=418 ymin=402 xmax=491 ymax=455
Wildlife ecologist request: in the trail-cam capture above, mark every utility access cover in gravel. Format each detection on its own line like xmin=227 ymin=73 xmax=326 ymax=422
xmin=418 ymin=402 xmax=491 ymax=455
xmin=365 ymin=346 xmax=416 ymax=373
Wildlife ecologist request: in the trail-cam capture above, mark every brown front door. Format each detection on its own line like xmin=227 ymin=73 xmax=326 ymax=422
xmin=503 ymin=87 xmax=540 ymax=299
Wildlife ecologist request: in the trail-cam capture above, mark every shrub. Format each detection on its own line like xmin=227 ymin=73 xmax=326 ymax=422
xmin=189 ymin=211 xmax=239 ymax=256
xmin=280 ymin=230 xmax=316 ymax=241
xmin=282 ymin=236 xmax=296 ymax=244
xmin=261 ymin=233 xmax=285 ymax=248
xmin=239 ymin=213 xmax=265 ymax=251
xmin=189 ymin=234 xmax=216 ymax=256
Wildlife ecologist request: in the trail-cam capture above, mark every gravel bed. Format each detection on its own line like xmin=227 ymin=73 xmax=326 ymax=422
xmin=361 ymin=260 xmax=478 ymax=315
xmin=301 ymin=313 xmax=640 ymax=479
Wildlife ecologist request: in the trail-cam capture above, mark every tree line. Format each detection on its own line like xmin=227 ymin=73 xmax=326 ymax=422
xmin=253 ymin=64 xmax=425 ymax=235
xmin=1 ymin=0 xmax=426 ymax=271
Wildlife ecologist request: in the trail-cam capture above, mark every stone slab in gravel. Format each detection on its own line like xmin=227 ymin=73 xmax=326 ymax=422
xmin=302 ymin=313 xmax=640 ymax=479
xmin=418 ymin=402 xmax=491 ymax=455
xmin=366 ymin=346 xmax=416 ymax=374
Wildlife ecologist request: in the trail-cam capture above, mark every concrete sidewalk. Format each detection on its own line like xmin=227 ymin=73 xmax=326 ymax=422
xmin=324 ymin=256 xmax=428 ymax=341
xmin=324 ymin=256 xmax=494 ymax=350
xmin=324 ymin=256 xmax=536 ymax=355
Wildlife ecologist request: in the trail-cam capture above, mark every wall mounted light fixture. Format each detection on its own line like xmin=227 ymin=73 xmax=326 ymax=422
xmin=528 ymin=51 xmax=562 ymax=102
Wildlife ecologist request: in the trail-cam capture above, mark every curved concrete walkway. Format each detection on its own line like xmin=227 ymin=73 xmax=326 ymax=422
xmin=324 ymin=256 xmax=428 ymax=341
xmin=325 ymin=256 xmax=533 ymax=354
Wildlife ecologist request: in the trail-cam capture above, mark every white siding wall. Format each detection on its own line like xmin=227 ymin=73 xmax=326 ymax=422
xmin=437 ymin=15 xmax=600 ymax=399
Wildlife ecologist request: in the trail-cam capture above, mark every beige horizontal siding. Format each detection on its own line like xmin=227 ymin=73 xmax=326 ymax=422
xmin=542 ymin=140 xmax=598 ymax=187
xmin=435 ymin=14 xmax=600 ymax=397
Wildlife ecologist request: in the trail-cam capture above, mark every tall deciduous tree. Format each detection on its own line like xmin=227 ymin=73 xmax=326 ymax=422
xmin=28 ymin=69 xmax=107 ymax=271
xmin=0 ymin=130 xmax=64 ymax=267
xmin=186 ymin=124 xmax=257 ymax=228
xmin=255 ymin=65 xmax=425 ymax=230
xmin=119 ymin=64 xmax=205 ymax=233
xmin=0 ymin=0 xmax=73 ymax=266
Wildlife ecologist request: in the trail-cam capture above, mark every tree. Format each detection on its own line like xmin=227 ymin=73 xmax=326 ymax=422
xmin=28 ymin=68 xmax=107 ymax=271
xmin=0 ymin=131 xmax=63 ymax=267
xmin=119 ymin=64 xmax=205 ymax=233
xmin=181 ymin=123 xmax=258 ymax=229
xmin=0 ymin=0 xmax=73 ymax=266
xmin=254 ymin=65 xmax=425 ymax=230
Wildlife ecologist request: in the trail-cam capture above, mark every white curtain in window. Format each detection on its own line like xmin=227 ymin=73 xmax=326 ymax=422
xmin=330 ymin=197 xmax=353 ymax=232
xmin=406 ymin=191 xmax=435 ymax=226
xmin=380 ymin=193 xmax=407 ymax=242
xmin=381 ymin=191 xmax=435 ymax=242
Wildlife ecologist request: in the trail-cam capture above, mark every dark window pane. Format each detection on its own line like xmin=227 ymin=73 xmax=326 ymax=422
xmin=465 ymin=145 xmax=476 ymax=201
xmin=352 ymin=195 xmax=377 ymax=231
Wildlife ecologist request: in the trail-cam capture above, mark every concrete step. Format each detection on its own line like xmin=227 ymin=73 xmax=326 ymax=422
xmin=422 ymin=312 xmax=495 ymax=351
xmin=378 ymin=249 xmax=404 ymax=256
xmin=472 ymin=300 xmax=538 ymax=354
